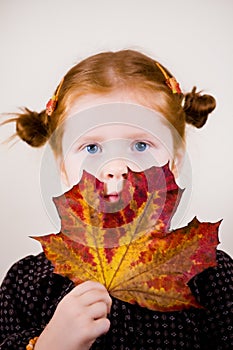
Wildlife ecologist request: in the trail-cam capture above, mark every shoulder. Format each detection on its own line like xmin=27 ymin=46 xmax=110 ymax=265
xmin=1 ymin=252 xmax=74 ymax=298
xmin=200 ymin=249 xmax=232 ymax=280
xmin=188 ymin=250 xmax=233 ymax=306
xmin=216 ymin=249 xmax=233 ymax=265
xmin=3 ymin=252 xmax=53 ymax=282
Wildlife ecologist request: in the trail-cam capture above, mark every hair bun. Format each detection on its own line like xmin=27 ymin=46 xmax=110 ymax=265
xmin=16 ymin=108 xmax=51 ymax=147
xmin=183 ymin=87 xmax=216 ymax=128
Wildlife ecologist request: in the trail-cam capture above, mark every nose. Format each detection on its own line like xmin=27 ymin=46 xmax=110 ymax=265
xmin=99 ymin=160 xmax=128 ymax=182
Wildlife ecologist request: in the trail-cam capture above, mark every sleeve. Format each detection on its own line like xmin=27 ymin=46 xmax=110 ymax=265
xmin=189 ymin=250 xmax=233 ymax=349
xmin=0 ymin=258 xmax=43 ymax=349
xmin=0 ymin=254 xmax=74 ymax=350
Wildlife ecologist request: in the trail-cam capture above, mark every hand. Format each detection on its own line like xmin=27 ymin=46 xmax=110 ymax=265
xmin=35 ymin=281 xmax=112 ymax=350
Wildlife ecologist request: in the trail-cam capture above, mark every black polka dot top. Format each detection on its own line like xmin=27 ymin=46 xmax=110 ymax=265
xmin=0 ymin=250 xmax=232 ymax=349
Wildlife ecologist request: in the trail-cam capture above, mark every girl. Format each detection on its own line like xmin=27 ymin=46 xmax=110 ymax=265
xmin=0 ymin=50 xmax=232 ymax=350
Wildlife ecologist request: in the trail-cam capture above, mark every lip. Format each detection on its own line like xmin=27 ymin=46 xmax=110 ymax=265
xmin=104 ymin=192 xmax=120 ymax=203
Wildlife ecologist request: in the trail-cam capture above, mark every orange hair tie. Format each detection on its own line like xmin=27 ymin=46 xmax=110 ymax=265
xmin=155 ymin=62 xmax=182 ymax=94
xmin=46 ymin=77 xmax=64 ymax=116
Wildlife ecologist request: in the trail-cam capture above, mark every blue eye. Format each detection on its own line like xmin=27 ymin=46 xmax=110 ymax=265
xmin=86 ymin=144 xmax=100 ymax=154
xmin=134 ymin=142 xmax=149 ymax=152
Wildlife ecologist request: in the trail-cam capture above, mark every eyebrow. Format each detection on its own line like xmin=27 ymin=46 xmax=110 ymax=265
xmin=76 ymin=132 xmax=157 ymax=144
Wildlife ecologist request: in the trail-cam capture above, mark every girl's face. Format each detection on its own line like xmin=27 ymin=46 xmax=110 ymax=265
xmin=59 ymin=93 xmax=184 ymax=198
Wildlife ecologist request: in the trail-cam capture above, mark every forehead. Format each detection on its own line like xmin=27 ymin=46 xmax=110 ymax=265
xmin=63 ymin=103 xmax=169 ymax=136
xmin=61 ymin=103 xmax=179 ymax=152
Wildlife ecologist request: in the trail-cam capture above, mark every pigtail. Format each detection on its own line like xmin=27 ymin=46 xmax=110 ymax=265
xmin=183 ymin=87 xmax=216 ymax=128
xmin=5 ymin=108 xmax=52 ymax=147
xmin=1 ymin=50 xmax=218 ymax=152
xmin=1 ymin=75 xmax=65 ymax=148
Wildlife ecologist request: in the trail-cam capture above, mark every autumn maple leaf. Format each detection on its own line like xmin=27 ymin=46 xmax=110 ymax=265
xmin=34 ymin=164 xmax=220 ymax=311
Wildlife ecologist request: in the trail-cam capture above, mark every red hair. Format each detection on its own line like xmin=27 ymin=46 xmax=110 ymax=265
xmin=5 ymin=50 xmax=216 ymax=156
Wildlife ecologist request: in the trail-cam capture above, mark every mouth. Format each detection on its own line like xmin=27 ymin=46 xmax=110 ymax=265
xmin=104 ymin=192 xmax=120 ymax=203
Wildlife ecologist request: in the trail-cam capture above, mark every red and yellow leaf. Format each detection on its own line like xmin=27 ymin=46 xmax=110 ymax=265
xmin=34 ymin=164 xmax=220 ymax=311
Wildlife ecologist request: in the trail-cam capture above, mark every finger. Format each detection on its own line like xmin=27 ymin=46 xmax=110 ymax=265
xmin=79 ymin=288 xmax=112 ymax=311
xmin=93 ymin=318 xmax=111 ymax=338
xmin=80 ymin=318 xmax=111 ymax=349
xmin=69 ymin=281 xmax=107 ymax=297
xmin=87 ymin=301 xmax=108 ymax=320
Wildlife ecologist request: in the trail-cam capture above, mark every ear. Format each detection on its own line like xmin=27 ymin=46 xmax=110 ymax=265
xmin=171 ymin=147 xmax=185 ymax=179
xmin=57 ymin=157 xmax=70 ymax=187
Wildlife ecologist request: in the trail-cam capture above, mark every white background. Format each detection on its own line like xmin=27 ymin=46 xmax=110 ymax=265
xmin=0 ymin=0 xmax=232 ymax=282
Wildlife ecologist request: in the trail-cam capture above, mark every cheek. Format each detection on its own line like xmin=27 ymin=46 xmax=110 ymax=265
xmin=132 ymin=145 xmax=174 ymax=172
xmin=61 ymin=152 xmax=84 ymax=187
xmin=150 ymin=148 xmax=174 ymax=165
xmin=60 ymin=148 xmax=175 ymax=188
